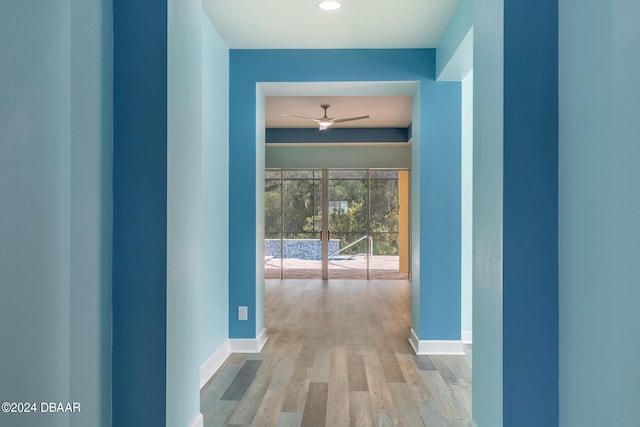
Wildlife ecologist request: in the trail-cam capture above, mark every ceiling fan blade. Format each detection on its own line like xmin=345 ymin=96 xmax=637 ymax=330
xmin=284 ymin=106 xmax=369 ymax=131
xmin=283 ymin=113 xmax=320 ymax=122
xmin=330 ymin=114 xmax=370 ymax=124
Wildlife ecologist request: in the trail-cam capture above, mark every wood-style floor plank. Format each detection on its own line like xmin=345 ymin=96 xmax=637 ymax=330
xmin=275 ymin=411 xmax=303 ymax=427
xmin=201 ymin=279 xmax=471 ymax=427
xmin=389 ymin=382 xmax=426 ymax=427
xmin=221 ymin=360 xmax=263 ymax=401
xmin=347 ymin=354 xmax=369 ymax=392
xmin=349 ymin=391 xmax=374 ymax=427
xmin=326 ymin=345 xmax=350 ymax=427
xmin=301 ymin=382 xmax=329 ymax=427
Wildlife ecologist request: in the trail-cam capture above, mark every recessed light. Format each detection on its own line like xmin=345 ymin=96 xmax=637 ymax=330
xmin=317 ymin=1 xmax=342 ymax=11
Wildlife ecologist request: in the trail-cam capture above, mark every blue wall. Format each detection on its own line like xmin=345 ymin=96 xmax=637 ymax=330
xmin=266 ymin=127 xmax=409 ymax=143
xmin=113 ymin=4 xmax=231 ymax=426
xmin=112 ymin=1 xmax=167 ymax=426
xmin=503 ymin=1 xmax=558 ymax=426
xmin=473 ymin=0 xmax=559 ymax=425
xmin=419 ymin=80 xmax=462 ymax=341
xmin=461 ymin=71 xmax=473 ymax=338
xmin=559 ymin=1 xmax=640 ymax=425
xmin=229 ymin=49 xmax=461 ymax=342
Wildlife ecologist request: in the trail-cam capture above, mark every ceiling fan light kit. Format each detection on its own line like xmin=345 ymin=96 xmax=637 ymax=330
xmin=283 ymin=104 xmax=370 ymax=131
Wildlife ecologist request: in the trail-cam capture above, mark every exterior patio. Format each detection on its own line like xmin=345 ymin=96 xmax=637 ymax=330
xmin=264 ymin=254 xmax=408 ymax=280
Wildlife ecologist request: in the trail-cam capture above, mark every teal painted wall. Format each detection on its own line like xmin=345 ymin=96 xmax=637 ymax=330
xmin=436 ymin=0 xmax=473 ymax=80
xmin=0 ymin=4 xmax=71 ymax=426
xmin=112 ymin=0 xmax=168 ymax=424
xmin=473 ymin=0 xmax=505 ymax=424
xmin=200 ymin=8 xmax=230 ymax=373
xmin=255 ymin=89 xmax=267 ymax=338
xmin=70 ymin=0 xmax=113 ymax=425
xmin=113 ymin=3 xmax=229 ymax=425
xmin=167 ymin=5 xmax=230 ymax=426
xmin=410 ymin=93 xmax=422 ymax=337
xmin=167 ymin=0 xmax=203 ymax=425
xmin=461 ymin=71 xmax=473 ymax=337
xmin=229 ymin=50 xmax=461 ymax=344
xmin=473 ymin=0 xmax=559 ymax=425
xmin=436 ymin=0 xmax=473 ymax=344
xmin=419 ymin=79 xmax=462 ymax=341
xmin=1 ymin=1 xmax=112 ymax=426
xmin=559 ymin=1 xmax=640 ymax=425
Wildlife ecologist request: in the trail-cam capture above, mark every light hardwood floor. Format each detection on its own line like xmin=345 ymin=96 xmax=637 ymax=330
xmin=201 ymin=279 xmax=471 ymax=427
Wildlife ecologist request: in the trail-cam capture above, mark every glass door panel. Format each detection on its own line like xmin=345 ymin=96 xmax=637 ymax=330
xmin=327 ymin=170 xmax=368 ymax=279
xmin=282 ymin=170 xmax=322 ymax=279
xmin=264 ymin=170 xmax=283 ymax=279
xmin=265 ymin=168 xmax=409 ymax=280
xmin=369 ymin=170 xmax=407 ymax=279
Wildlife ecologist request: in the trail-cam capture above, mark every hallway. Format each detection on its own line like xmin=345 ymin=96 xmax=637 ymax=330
xmin=201 ymin=280 xmax=471 ymax=426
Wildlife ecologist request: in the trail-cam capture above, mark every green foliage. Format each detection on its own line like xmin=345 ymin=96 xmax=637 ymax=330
xmin=265 ymin=170 xmax=401 ymax=256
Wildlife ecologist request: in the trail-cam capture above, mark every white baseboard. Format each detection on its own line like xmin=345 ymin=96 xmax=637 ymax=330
xmin=409 ymin=328 xmax=465 ymax=355
xmin=229 ymin=328 xmax=268 ymax=353
xmin=462 ymin=330 xmax=473 ymax=344
xmin=201 ymin=330 xmax=268 ymax=388
xmin=200 ymin=340 xmax=231 ymax=389
xmin=189 ymin=413 xmax=203 ymax=427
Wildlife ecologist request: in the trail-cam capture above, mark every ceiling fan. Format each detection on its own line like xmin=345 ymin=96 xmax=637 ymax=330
xmin=283 ymin=104 xmax=370 ymax=130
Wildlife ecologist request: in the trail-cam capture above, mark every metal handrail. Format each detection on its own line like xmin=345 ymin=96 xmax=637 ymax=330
xmin=329 ymin=234 xmax=373 ymax=258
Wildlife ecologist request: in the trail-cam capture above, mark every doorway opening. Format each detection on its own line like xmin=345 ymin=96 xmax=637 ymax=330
xmin=264 ymin=168 xmax=410 ymax=280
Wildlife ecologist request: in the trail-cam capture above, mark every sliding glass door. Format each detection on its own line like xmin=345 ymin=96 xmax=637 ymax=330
xmin=265 ymin=169 xmax=408 ymax=280
xmin=368 ymin=170 xmax=406 ymax=279
xmin=327 ymin=170 xmax=369 ymax=279
xmin=264 ymin=170 xmax=323 ymax=279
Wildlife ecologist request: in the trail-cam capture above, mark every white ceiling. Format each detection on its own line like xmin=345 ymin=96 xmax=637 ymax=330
xmin=203 ymin=0 xmax=460 ymax=49
xmin=203 ymin=0 xmax=459 ymax=129
xmin=266 ymin=96 xmax=412 ymax=128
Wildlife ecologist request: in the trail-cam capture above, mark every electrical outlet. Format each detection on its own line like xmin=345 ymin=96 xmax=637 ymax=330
xmin=238 ymin=306 xmax=248 ymax=321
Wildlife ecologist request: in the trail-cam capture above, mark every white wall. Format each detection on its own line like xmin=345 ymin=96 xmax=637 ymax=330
xmin=1 ymin=1 xmax=112 ymax=426
xmin=559 ymin=1 xmax=640 ymax=425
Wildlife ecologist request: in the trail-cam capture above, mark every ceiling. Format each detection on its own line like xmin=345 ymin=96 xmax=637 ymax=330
xmin=266 ymin=96 xmax=412 ymax=128
xmin=203 ymin=0 xmax=459 ymax=129
xmin=203 ymin=0 xmax=460 ymax=49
